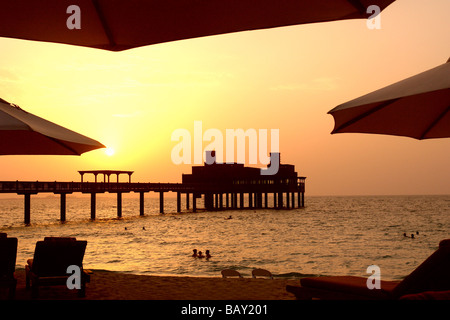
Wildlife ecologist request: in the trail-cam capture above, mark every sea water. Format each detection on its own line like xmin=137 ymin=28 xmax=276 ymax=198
xmin=0 ymin=194 xmax=448 ymax=281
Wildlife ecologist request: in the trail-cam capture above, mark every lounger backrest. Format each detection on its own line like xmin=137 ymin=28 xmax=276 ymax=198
xmin=392 ymin=239 xmax=450 ymax=298
xmin=0 ymin=237 xmax=18 ymax=278
xmin=31 ymin=239 xmax=87 ymax=277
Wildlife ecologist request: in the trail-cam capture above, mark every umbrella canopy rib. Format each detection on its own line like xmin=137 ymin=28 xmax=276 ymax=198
xmin=47 ymin=136 xmax=82 ymax=155
xmin=419 ymin=105 xmax=450 ymax=140
xmin=92 ymin=0 xmax=116 ymax=48
xmin=331 ymin=98 xmax=400 ymax=134
xmin=347 ymin=0 xmax=367 ymax=14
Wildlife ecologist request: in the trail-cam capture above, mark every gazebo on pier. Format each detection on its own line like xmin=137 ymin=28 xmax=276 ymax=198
xmin=78 ymin=170 xmax=134 ymax=183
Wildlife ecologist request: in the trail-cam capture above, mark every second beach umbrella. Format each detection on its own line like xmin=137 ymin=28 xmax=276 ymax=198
xmin=328 ymin=58 xmax=450 ymax=140
xmin=0 ymin=98 xmax=105 ymax=155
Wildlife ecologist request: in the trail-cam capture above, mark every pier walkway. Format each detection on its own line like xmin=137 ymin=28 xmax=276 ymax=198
xmin=0 ymin=178 xmax=305 ymax=225
xmin=1 ymin=153 xmax=306 ymax=224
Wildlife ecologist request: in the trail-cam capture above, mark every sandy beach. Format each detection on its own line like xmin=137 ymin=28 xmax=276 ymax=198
xmin=7 ymin=269 xmax=299 ymax=300
xmin=3 ymin=270 xmax=438 ymax=320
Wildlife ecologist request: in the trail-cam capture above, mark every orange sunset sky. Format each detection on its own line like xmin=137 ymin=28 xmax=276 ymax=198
xmin=0 ymin=0 xmax=449 ymax=196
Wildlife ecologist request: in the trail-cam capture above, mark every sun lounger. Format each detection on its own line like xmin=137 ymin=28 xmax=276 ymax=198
xmin=0 ymin=233 xmax=18 ymax=299
xmin=221 ymin=269 xmax=243 ymax=278
xmin=252 ymin=268 xmax=273 ymax=279
xmin=25 ymin=237 xmax=90 ymax=298
xmin=286 ymin=239 xmax=450 ymax=300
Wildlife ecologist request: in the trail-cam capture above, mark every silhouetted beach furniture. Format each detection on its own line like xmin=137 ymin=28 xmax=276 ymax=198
xmin=25 ymin=237 xmax=90 ymax=298
xmin=399 ymin=290 xmax=450 ymax=300
xmin=286 ymin=239 xmax=450 ymax=300
xmin=221 ymin=269 xmax=243 ymax=278
xmin=0 ymin=233 xmax=18 ymax=299
xmin=252 ymin=268 xmax=273 ymax=279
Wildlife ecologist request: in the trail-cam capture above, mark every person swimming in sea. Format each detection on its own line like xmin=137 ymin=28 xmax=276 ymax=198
xmin=192 ymin=249 xmax=198 ymax=257
xmin=205 ymin=250 xmax=212 ymax=259
xmin=197 ymin=251 xmax=205 ymax=258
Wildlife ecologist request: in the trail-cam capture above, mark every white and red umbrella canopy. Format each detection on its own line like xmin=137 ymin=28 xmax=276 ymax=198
xmin=328 ymin=58 xmax=450 ymax=140
xmin=0 ymin=0 xmax=395 ymax=51
xmin=0 ymin=98 xmax=105 ymax=155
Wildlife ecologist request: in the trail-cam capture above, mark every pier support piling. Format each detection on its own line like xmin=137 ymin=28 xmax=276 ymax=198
xmin=286 ymin=192 xmax=290 ymax=209
xmin=192 ymin=193 xmax=197 ymax=212
xmin=60 ymin=193 xmax=67 ymax=222
xmin=257 ymin=193 xmax=262 ymax=209
xmin=159 ymin=192 xmax=164 ymax=214
xmin=90 ymin=193 xmax=96 ymax=220
xmin=186 ymin=193 xmax=190 ymax=210
xmin=117 ymin=192 xmax=122 ymax=218
xmin=140 ymin=192 xmax=145 ymax=216
xmin=278 ymin=192 xmax=283 ymax=209
xmin=24 ymin=193 xmax=31 ymax=225
xmin=177 ymin=192 xmax=181 ymax=213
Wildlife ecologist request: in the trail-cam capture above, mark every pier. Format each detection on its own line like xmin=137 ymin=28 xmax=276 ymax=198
xmin=0 ymin=153 xmax=305 ymax=224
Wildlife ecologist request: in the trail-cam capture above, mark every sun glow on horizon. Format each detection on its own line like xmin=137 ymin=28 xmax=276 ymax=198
xmin=105 ymin=147 xmax=115 ymax=157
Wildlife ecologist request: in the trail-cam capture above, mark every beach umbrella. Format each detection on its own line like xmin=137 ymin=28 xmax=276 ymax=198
xmin=0 ymin=98 xmax=105 ymax=155
xmin=0 ymin=0 xmax=395 ymax=51
xmin=328 ymin=58 xmax=450 ymax=140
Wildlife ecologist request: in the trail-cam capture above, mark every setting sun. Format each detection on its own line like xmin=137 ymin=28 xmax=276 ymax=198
xmin=105 ymin=147 xmax=115 ymax=157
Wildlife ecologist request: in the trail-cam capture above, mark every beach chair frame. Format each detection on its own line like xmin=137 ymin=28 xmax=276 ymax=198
xmin=25 ymin=237 xmax=90 ymax=298
xmin=0 ymin=234 xmax=18 ymax=299
xmin=287 ymin=239 xmax=450 ymax=300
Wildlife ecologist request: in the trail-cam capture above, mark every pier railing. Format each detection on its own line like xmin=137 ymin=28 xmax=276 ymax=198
xmin=0 ymin=180 xmax=305 ymax=194
xmin=0 ymin=181 xmax=192 ymax=194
